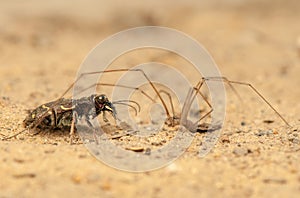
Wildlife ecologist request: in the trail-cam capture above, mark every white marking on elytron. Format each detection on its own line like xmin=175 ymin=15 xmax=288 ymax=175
xmin=60 ymin=105 xmax=74 ymax=111
xmin=42 ymin=105 xmax=50 ymax=110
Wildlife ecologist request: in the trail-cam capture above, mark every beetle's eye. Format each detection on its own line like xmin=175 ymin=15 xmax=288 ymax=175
xmin=99 ymin=95 xmax=107 ymax=102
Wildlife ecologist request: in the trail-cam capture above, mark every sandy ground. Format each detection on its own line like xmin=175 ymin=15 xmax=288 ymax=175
xmin=0 ymin=0 xmax=300 ymax=197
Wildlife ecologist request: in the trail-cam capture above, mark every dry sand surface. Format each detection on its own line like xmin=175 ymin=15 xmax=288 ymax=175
xmin=0 ymin=0 xmax=300 ymax=197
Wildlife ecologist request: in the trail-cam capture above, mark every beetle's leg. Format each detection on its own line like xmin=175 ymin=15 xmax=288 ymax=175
xmin=109 ymin=109 xmax=120 ymax=126
xmin=110 ymin=104 xmax=119 ymax=122
xmin=102 ymin=111 xmax=109 ymax=123
xmin=84 ymin=118 xmax=99 ymax=144
xmin=69 ymin=111 xmax=77 ymax=144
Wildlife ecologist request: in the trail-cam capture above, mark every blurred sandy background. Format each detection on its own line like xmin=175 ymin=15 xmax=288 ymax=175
xmin=0 ymin=0 xmax=299 ymax=197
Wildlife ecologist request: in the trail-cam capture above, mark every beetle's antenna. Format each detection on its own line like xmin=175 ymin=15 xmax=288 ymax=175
xmin=113 ymin=99 xmax=141 ymax=112
xmin=113 ymin=102 xmax=139 ymax=116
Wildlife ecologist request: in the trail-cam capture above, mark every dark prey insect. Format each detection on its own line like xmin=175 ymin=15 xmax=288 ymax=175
xmin=23 ymin=94 xmax=116 ymax=133
xmin=3 ymin=93 xmax=139 ymax=142
xmin=1 ymin=68 xmax=290 ymax=142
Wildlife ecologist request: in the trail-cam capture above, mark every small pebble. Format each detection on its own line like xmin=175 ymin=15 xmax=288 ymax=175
xmin=146 ymin=126 xmax=153 ymax=131
xmin=166 ymin=163 xmax=179 ymax=173
xmin=292 ymin=132 xmax=298 ymax=137
xmin=78 ymin=154 xmax=87 ymax=158
xmin=145 ymin=148 xmax=151 ymax=155
xmin=288 ymin=135 xmax=300 ymax=144
xmin=220 ymin=135 xmax=230 ymax=143
xmin=125 ymin=147 xmax=144 ymax=152
xmin=263 ymin=177 xmax=287 ymax=184
xmin=100 ymin=181 xmax=111 ymax=191
xmin=86 ymin=173 xmax=100 ymax=184
xmin=71 ymin=175 xmax=82 ymax=184
xmin=263 ymin=120 xmax=274 ymax=124
xmin=233 ymin=147 xmax=250 ymax=156
xmin=151 ymin=142 xmax=162 ymax=146
xmin=2 ymin=96 xmax=10 ymax=101
xmin=44 ymin=149 xmax=55 ymax=154
xmin=13 ymin=158 xmax=25 ymax=163
xmin=255 ymin=130 xmax=273 ymax=136
xmin=13 ymin=173 xmax=36 ymax=179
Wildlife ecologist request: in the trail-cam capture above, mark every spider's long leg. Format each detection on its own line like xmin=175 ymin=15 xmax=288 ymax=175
xmin=76 ymin=83 xmax=155 ymax=103
xmin=0 ymin=128 xmax=28 ymax=140
xmin=201 ymin=76 xmax=290 ymax=126
xmin=154 ymin=86 xmax=212 ymax=127
xmin=60 ymin=69 xmax=171 ymax=118
xmin=157 ymin=90 xmax=176 ymax=119
xmin=183 ymin=79 xmax=213 ymax=127
xmin=152 ymin=90 xmax=179 ymax=126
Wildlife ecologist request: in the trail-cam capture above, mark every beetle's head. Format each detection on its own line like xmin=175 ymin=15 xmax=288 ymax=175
xmin=94 ymin=94 xmax=108 ymax=108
